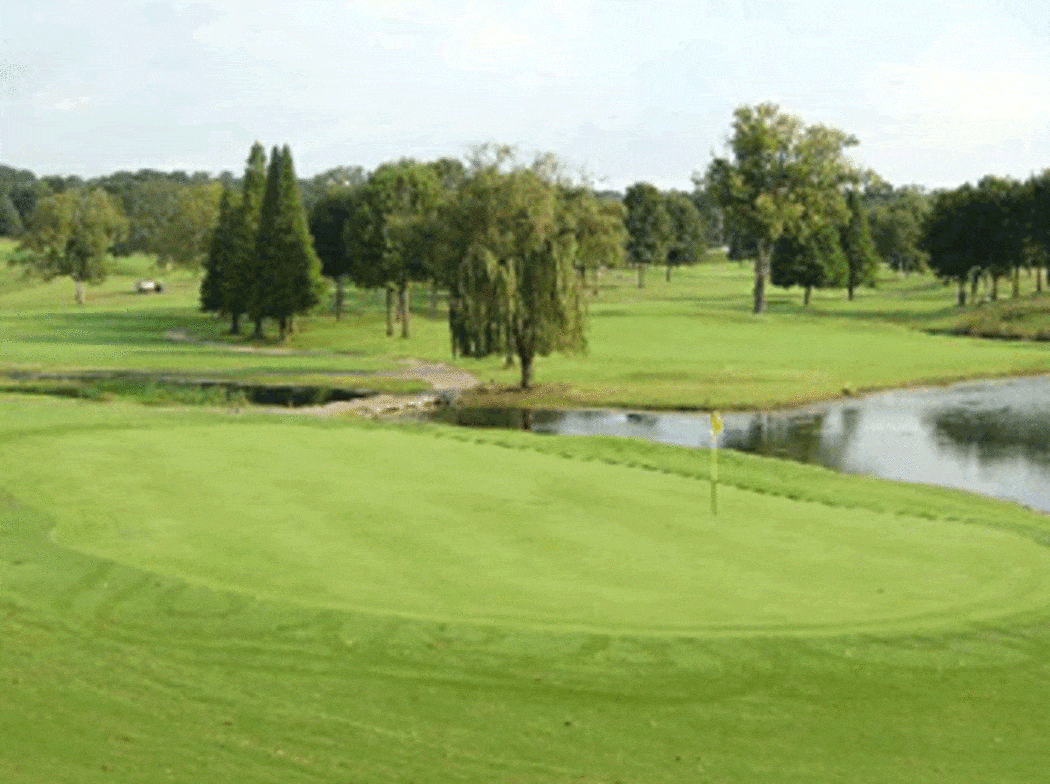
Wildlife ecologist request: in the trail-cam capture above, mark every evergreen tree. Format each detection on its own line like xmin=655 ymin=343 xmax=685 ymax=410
xmin=232 ymin=143 xmax=268 ymax=336
xmin=841 ymin=189 xmax=880 ymax=300
xmin=199 ymin=143 xmax=267 ymax=334
xmin=200 ymin=185 xmax=235 ymax=315
xmin=251 ymin=145 xmax=324 ymax=339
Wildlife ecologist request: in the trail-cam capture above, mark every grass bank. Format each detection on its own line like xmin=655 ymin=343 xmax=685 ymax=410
xmin=4 ymin=395 xmax=1050 ymax=782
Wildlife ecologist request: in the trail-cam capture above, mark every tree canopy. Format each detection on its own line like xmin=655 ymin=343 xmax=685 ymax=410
xmin=15 ymin=187 xmax=128 ymax=304
xmin=623 ymin=182 xmax=672 ymax=288
xmin=841 ymin=189 xmax=880 ymax=300
xmin=866 ymin=184 xmax=931 ymax=274
xmin=705 ymin=103 xmax=859 ymax=313
xmin=771 ymin=223 xmax=847 ymax=305
xmin=664 ymin=190 xmax=707 ymax=279
xmin=442 ymin=149 xmax=612 ymax=388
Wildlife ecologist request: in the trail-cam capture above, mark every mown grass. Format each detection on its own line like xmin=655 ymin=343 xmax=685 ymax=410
xmin=5 ymin=395 xmax=1050 ymax=783
xmin=5 ymin=245 xmax=1050 ymax=408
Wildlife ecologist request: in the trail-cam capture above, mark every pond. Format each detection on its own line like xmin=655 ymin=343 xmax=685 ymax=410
xmin=427 ymin=375 xmax=1050 ymax=513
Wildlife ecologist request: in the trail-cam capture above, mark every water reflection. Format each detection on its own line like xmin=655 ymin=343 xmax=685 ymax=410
xmin=429 ymin=375 xmax=1050 ymax=512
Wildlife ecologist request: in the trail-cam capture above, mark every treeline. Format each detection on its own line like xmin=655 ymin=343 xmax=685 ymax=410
xmin=294 ymin=144 xmax=628 ymax=386
xmin=921 ymin=173 xmax=1050 ymax=305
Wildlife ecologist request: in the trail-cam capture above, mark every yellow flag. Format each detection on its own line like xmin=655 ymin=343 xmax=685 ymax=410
xmin=711 ymin=411 xmax=724 ymax=436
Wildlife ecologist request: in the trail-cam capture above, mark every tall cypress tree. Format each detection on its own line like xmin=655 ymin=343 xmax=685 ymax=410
xmin=231 ymin=143 xmax=267 ymax=336
xmin=251 ymin=145 xmax=324 ymax=339
xmin=199 ymin=185 xmax=235 ymax=316
xmin=199 ymin=143 xmax=266 ymax=334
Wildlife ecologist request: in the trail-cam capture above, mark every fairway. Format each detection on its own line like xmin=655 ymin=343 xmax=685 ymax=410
xmin=8 ymin=420 xmax=1050 ymax=636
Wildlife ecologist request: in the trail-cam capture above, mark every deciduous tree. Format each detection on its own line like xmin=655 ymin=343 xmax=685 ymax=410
xmin=664 ymin=190 xmax=707 ymax=281
xmin=444 ymin=150 xmax=601 ymax=389
xmin=623 ymin=182 xmax=671 ymax=288
xmin=771 ymin=224 xmax=846 ymax=305
xmin=16 ymin=187 xmax=128 ymax=304
xmin=841 ymin=189 xmax=880 ymax=300
xmin=705 ymin=103 xmax=859 ymax=313
xmin=867 ymin=185 xmax=931 ymax=275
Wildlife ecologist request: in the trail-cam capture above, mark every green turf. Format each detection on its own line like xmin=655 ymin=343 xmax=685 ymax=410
xmin=8 ymin=420 xmax=1050 ymax=636
xmin=5 ymin=396 xmax=1050 ymax=782
xmin=5 ymin=253 xmax=1050 ymax=409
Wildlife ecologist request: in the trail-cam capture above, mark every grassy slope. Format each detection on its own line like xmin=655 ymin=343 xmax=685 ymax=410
xmin=5 ymin=244 xmax=1050 ymax=408
xmin=5 ymin=396 xmax=1050 ymax=783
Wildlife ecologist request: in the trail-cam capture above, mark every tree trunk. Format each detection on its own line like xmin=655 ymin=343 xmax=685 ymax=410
xmin=637 ymin=263 xmax=645 ymax=289
xmin=753 ymin=241 xmax=769 ymax=314
xmin=991 ymin=275 xmax=999 ymax=302
xmin=399 ymin=282 xmax=410 ymax=339
xmin=666 ymin=264 xmax=672 ymax=282
xmin=385 ymin=287 xmax=394 ymax=336
xmin=957 ymin=279 xmax=967 ymax=306
xmin=1038 ymin=267 xmax=1044 ymax=293
xmin=970 ymin=270 xmax=980 ymax=303
xmin=230 ymin=311 xmax=241 ymax=335
xmin=847 ymin=282 xmax=855 ymax=301
xmin=278 ymin=315 xmax=289 ymax=341
xmin=334 ymin=275 xmax=346 ymax=320
xmin=74 ymin=277 xmax=85 ymax=305
xmin=252 ymin=317 xmax=264 ymax=340
xmin=428 ymin=279 xmax=437 ymax=318
xmin=803 ymin=286 xmax=812 ymax=306
xmin=1013 ymin=266 xmax=1021 ymax=298
xmin=519 ymin=349 xmax=534 ymax=389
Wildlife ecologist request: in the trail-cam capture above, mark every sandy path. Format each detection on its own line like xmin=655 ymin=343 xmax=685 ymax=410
xmin=165 ymin=329 xmax=479 ymax=417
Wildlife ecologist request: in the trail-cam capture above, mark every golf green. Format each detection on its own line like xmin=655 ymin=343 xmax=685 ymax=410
xmin=8 ymin=422 xmax=1050 ymax=636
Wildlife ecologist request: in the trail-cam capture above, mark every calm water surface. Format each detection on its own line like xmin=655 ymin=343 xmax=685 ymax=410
xmin=430 ymin=376 xmax=1050 ymax=512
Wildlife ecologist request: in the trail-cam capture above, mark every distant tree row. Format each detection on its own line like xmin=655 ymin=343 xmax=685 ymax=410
xmin=200 ymin=143 xmax=324 ymax=339
xmin=920 ymin=173 xmax=1050 ymax=305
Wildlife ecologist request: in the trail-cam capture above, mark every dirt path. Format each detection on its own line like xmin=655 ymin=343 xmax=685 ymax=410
xmin=164 ymin=329 xmax=479 ymax=417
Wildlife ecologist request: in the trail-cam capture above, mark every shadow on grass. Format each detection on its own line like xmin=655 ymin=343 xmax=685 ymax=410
xmin=19 ymin=308 xmax=216 ymax=348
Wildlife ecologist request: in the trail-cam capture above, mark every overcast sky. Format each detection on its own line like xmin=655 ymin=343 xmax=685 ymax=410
xmin=2 ymin=0 xmax=1048 ymax=191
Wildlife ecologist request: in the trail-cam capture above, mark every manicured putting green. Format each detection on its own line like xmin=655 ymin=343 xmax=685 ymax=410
xmin=8 ymin=422 xmax=1050 ymax=635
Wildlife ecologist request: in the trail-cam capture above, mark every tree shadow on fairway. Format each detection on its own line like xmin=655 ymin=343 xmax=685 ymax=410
xmin=20 ymin=308 xmax=214 ymax=348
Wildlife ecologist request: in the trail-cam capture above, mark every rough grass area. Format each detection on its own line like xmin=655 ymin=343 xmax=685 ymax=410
xmin=927 ymin=293 xmax=1050 ymax=341
xmin=5 ymin=396 xmax=1050 ymax=782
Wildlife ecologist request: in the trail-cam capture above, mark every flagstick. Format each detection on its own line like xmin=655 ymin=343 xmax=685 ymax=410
xmin=710 ymin=440 xmax=718 ymax=515
xmin=709 ymin=411 xmax=722 ymax=516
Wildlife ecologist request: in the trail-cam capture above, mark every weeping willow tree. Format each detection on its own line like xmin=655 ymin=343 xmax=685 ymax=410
xmin=444 ymin=149 xmax=611 ymax=389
